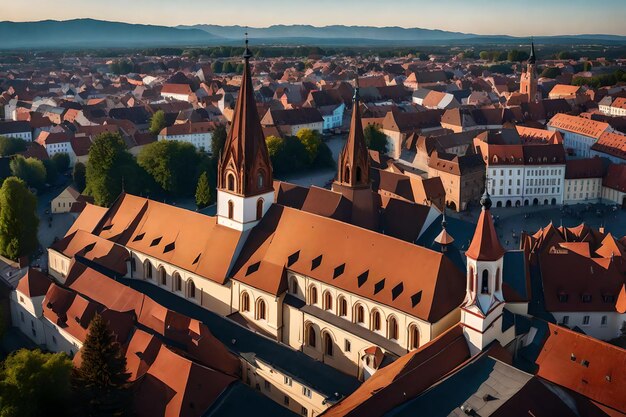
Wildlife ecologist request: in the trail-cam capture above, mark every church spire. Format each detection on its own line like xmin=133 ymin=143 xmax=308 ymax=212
xmin=466 ymin=186 xmax=504 ymax=261
xmin=528 ymin=40 xmax=536 ymax=65
xmin=434 ymin=208 xmax=455 ymax=251
xmin=217 ymin=33 xmax=272 ymax=198
xmin=335 ymin=78 xmax=370 ymax=188
xmin=216 ymin=35 xmax=274 ymax=231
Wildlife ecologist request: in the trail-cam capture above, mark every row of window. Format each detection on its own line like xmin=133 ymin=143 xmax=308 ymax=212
xmin=137 ymin=259 xmax=196 ymax=299
xmin=561 ymin=315 xmax=608 ymax=327
xmin=558 ymin=293 xmax=616 ymax=303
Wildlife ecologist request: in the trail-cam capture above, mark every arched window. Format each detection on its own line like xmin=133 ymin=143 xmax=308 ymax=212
xmin=241 ymin=292 xmax=250 ymax=312
xmin=468 ymin=266 xmax=475 ymax=293
xmin=495 ymin=268 xmax=501 ymax=292
xmin=174 ymin=273 xmax=182 ymax=292
xmin=159 ymin=266 xmax=166 ymax=286
xmin=356 ymin=166 xmax=362 ymax=182
xmin=371 ymin=310 xmax=381 ymax=332
xmin=227 ymin=173 xmax=235 ymax=191
xmin=256 ymin=198 xmax=263 ymax=221
xmin=306 ymin=324 xmax=316 ymax=348
xmin=409 ymin=324 xmax=419 ymax=350
xmin=144 ymin=260 xmax=153 ymax=280
xmin=388 ymin=316 xmax=398 ymax=340
xmin=256 ymin=299 xmax=266 ymax=320
xmin=323 ymin=332 xmax=333 ymax=356
xmin=355 ymin=304 xmax=365 ymax=324
xmin=187 ymin=280 xmax=196 ymax=299
xmin=344 ymin=166 xmax=350 ymax=183
xmin=309 ymin=286 xmax=318 ymax=305
xmin=228 ymin=200 xmax=234 ymax=220
xmin=257 ymin=171 xmax=265 ymax=190
xmin=338 ymin=297 xmax=347 ymax=317
xmin=481 ymin=270 xmax=489 ymax=294
xmin=290 ymin=276 xmax=298 ymax=295
xmin=323 ymin=291 xmax=333 ymax=311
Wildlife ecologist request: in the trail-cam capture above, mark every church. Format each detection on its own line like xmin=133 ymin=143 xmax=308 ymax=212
xmin=11 ymin=41 xmax=626 ymax=416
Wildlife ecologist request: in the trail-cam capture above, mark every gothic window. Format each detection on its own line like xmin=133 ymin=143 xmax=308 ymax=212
xmin=323 ymin=291 xmax=333 ymax=311
xmin=495 ymin=268 xmax=501 ymax=292
xmin=144 ymin=260 xmax=153 ymax=280
xmin=158 ymin=266 xmax=167 ymax=286
xmin=323 ymin=332 xmax=333 ymax=356
xmin=228 ymin=200 xmax=234 ymax=220
xmin=355 ymin=304 xmax=365 ymax=324
xmin=306 ymin=323 xmax=316 ymax=348
xmin=309 ymin=286 xmax=318 ymax=305
xmin=256 ymin=198 xmax=263 ymax=221
xmin=174 ymin=273 xmax=182 ymax=292
xmin=481 ymin=270 xmax=489 ymax=294
xmin=257 ymin=171 xmax=265 ymax=190
xmin=227 ymin=173 xmax=235 ymax=191
xmin=290 ymin=276 xmax=298 ymax=295
xmin=187 ymin=280 xmax=196 ymax=299
xmin=409 ymin=324 xmax=419 ymax=350
xmin=356 ymin=166 xmax=362 ymax=182
xmin=468 ymin=266 xmax=474 ymax=293
xmin=256 ymin=298 xmax=267 ymax=320
xmin=388 ymin=316 xmax=399 ymax=340
xmin=241 ymin=292 xmax=250 ymax=312
xmin=344 ymin=166 xmax=350 ymax=183
xmin=371 ymin=310 xmax=381 ymax=331
xmin=338 ymin=297 xmax=347 ymax=317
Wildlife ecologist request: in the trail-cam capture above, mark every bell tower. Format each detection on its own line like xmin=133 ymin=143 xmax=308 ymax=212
xmin=520 ymin=41 xmax=538 ymax=102
xmin=461 ymin=187 xmax=508 ymax=354
xmin=217 ymin=36 xmax=274 ymax=231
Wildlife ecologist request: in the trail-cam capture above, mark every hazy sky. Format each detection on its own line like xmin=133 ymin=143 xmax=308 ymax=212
xmin=2 ymin=0 xmax=626 ymax=36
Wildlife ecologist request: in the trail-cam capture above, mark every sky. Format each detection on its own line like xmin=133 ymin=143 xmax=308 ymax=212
xmin=2 ymin=0 xmax=626 ymax=36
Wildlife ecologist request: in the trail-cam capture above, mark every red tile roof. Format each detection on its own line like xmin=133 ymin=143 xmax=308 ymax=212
xmin=466 ymin=203 xmax=505 ymax=261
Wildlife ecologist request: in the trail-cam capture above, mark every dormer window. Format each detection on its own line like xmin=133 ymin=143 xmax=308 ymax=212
xmin=581 ymin=294 xmax=592 ymax=303
xmin=558 ymin=292 xmax=569 ymax=303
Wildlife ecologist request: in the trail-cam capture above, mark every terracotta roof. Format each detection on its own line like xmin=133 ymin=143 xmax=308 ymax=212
xmin=535 ymin=323 xmax=626 ymax=413
xmin=16 ymin=268 xmax=52 ymax=298
xmin=617 ymin=284 xmax=626 ymax=314
xmin=591 ymin=131 xmax=626 ymax=160
xmin=466 ymin=199 xmax=505 ymax=262
xmin=161 ymin=83 xmax=193 ymax=96
xmin=93 ymin=194 xmax=243 ymax=285
xmin=549 ymin=84 xmax=582 ymax=97
xmin=548 ymin=113 xmax=609 ymax=139
xmin=232 ymin=204 xmax=465 ymax=322
xmin=66 ymin=203 xmax=108 ymax=237
xmin=603 ymin=164 xmax=626 ymax=193
xmin=324 ymin=324 xmax=470 ymax=417
xmin=564 ymin=158 xmax=606 ymax=179
xmin=160 ymin=121 xmax=215 ymax=136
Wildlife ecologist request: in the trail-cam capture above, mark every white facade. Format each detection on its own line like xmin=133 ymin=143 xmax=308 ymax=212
xmin=1 ymin=130 xmax=32 ymax=141
xmin=548 ymin=128 xmax=607 ymax=159
xmin=216 ymin=189 xmax=275 ymax=232
xmin=161 ymin=92 xmax=190 ymax=102
xmin=564 ymin=177 xmax=603 ymax=204
xmin=553 ymin=311 xmax=625 ymax=341
xmin=322 ymin=103 xmax=345 ymax=131
xmin=602 ymin=186 xmax=626 ymax=206
xmin=488 ymin=165 xmax=565 ymax=207
xmin=158 ymin=132 xmax=212 ymax=152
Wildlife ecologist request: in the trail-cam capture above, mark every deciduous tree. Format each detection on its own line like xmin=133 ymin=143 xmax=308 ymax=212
xmin=0 ymin=177 xmax=39 ymax=260
xmin=0 ymin=137 xmax=27 ymax=157
xmin=137 ymin=140 xmax=200 ymax=196
xmin=149 ymin=110 xmax=167 ymax=135
xmin=9 ymin=155 xmax=46 ymax=191
xmin=364 ymin=124 xmax=388 ymax=154
xmin=73 ymin=162 xmax=86 ymax=193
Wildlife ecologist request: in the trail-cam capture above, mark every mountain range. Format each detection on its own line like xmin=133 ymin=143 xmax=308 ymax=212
xmin=1 ymin=19 xmax=625 ymax=49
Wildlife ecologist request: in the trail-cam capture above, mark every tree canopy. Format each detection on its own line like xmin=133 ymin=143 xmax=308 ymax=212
xmin=266 ymin=132 xmax=334 ymax=177
xmin=73 ymin=162 xmax=86 ymax=193
xmin=0 ymin=137 xmax=27 ymax=157
xmin=149 ymin=110 xmax=167 ymax=136
xmin=74 ymin=314 xmax=131 ymax=417
xmin=364 ymin=124 xmax=388 ymax=154
xmin=137 ymin=140 xmax=200 ymax=197
xmin=540 ymin=67 xmax=562 ymax=79
xmin=195 ymin=171 xmax=211 ymax=209
xmin=0 ymin=177 xmax=39 ymax=260
xmin=85 ymin=132 xmax=148 ymax=206
xmin=210 ymin=124 xmax=228 ymax=158
xmin=0 ymin=349 xmax=73 ymax=417
xmin=52 ymin=152 xmax=70 ymax=173
xmin=9 ymin=156 xmax=47 ymax=191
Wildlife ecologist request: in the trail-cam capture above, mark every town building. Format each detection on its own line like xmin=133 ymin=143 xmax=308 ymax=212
xmin=0 ymin=120 xmax=32 ymax=141
xmin=261 ymin=108 xmax=324 ymax=136
xmin=548 ymin=113 xmax=611 ymax=158
xmin=519 ymin=42 xmax=539 ymax=102
xmin=563 ymin=157 xmax=606 ymax=204
xmin=158 ymin=121 xmax=215 ymax=152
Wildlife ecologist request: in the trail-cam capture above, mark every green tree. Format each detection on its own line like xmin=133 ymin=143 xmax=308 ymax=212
xmin=74 ymin=314 xmax=131 ymax=417
xmin=0 ymin=137 xmax=27 ymax=157
xmin=73 ymin=162 xmax=87 ymax=193
xmin=195 ymin=171 xmax=211 ymax=208
xmin=137 ymin=140 xmax=200 ymax=196
xmin=557 ymin=51 xmax=576 ymax=60
xmin=0 ymin=349 xmax=73 ymax=417
xmin=222 ymin=61 xmax=236 ymax=74
xmin=266 ymin=135 xmax=309 ymax=176
xmin=42 ymin=159 xmax=58 ymax=186
xmin=52 ymin=152 xmax=70 ymax=173
xmin=211 ymin=61 xmax=224 ymax=73
xmin=507 ymin=49 xmax=529 ymax=62
xmin=85 ymin=133 xmax=140 ymax=207
xmin=364 ymin=124 xmax=388 ymax=154
xmin=0 ymin=177 xmax=39 ymax=261
xmin=479 ymin=51 xmax=490 ymax=60
xmin=149 ymin=110 xmax=167 ymax=135
xmin=418 ymin=52 xmax=429 ymax=61
xmin=211 ymin=124 xmax=228 ymax=158
xmin=296 ymin=129 xmax=323 ymax=165
xmin=540 ymin=67 xmax=562 ymax=79
xmin=9 ymin=156 xmax=46 ymax=191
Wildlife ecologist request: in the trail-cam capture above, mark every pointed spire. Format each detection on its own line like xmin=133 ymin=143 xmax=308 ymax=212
xmin=528 ymin=39 xmax=536 ymax=65
xmin=466 ymin=183 xmax=505 ymax=261
xmin=218 ymin=34 xmax=272 ymax=197
xmin=336 ymin=76 xmax=370 ymax=188
xmin=435 ymin=207 xmax=455 ymax=249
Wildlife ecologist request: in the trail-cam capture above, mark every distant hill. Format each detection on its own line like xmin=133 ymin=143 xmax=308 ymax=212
xmin=1 ymin=19 xmax=625 ymax=49
xmin=0 ymin=19 xmax=219 ymax=49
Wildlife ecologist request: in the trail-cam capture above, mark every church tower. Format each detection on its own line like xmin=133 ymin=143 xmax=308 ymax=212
xmin=519 ymin=41 xmax=538 ymax=102
xmin=217 ymin=38 xmax=274 ymax=231
xmin=333 ymin=81 xmax=370 ymax=190
xmin=461 ymin=188 xmax=508 ymax=354
xmin=331 ymin=81 xmax=379 ymax=230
